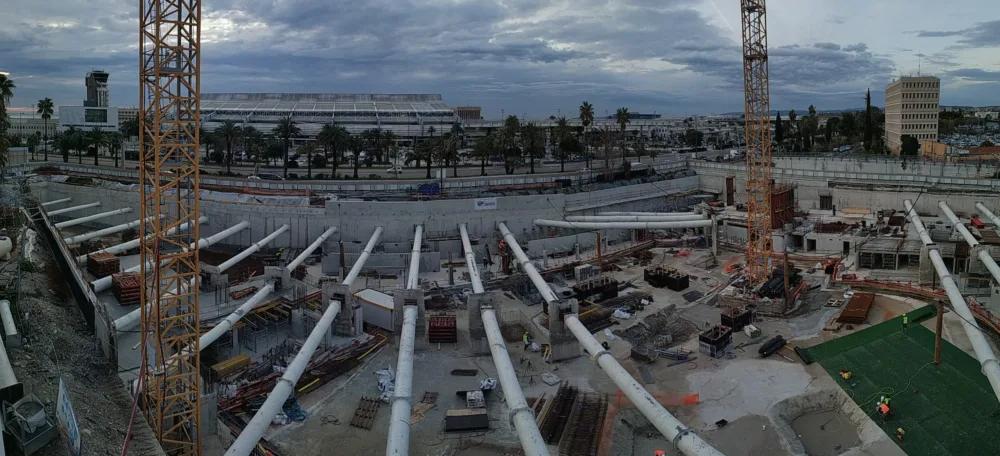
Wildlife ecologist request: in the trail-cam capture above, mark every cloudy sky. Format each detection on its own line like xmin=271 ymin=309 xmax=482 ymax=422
xmin=2 ymin=0 xmax=999 ymax=118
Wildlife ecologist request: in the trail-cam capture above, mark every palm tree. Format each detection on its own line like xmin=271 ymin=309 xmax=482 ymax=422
xmin=349 ymin=135 xmax=365 ymax=179
xmin=53 ymin=133 xmax=69 ymax=162
xmin=0 ymin=74 xmax=15 ymax=111
xmin=37 ymin=97 xmax=54 ymax=161
xmin=272 ymin=116 xmax=300 ymax=178
xmin=318 ymin=123 xmax=349 ymax=178
xmin=108 ymin=131 xmax=123 ymax=167
xmin=521 ymin=123 xmax=545 ymax=174
xmin=63 ymin=126 xmax=81 ymax=163
xmin=298 ymin=141 xmax=320 ymax=178
xmin=473 ymin=132 xmax=495 ymax=176
xmin=502 ymin=116 xmax=521 ymax=174
xmin=215 ymin=120 xmax=241 ymax=174
xmin=555 ymin=117 xmax=570 ymax=172
xmin=425 ymin=126 xmax=436 ymax=179
xmin=87 ymin=127 xmax=107 ymax=166
xmin=382 ymin=130 xmax=398 ymax=170
xmin=199 ymin=126 xmax=214 ymax=163
xmin=579 ymin=101 xmax=594 ymax=168
xmin=616 ymin=107 xmax=630 ymax=170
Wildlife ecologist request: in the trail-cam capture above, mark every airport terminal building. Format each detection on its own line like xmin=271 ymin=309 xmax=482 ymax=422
xmin=199 ymin=93 xmax=460 ymax=142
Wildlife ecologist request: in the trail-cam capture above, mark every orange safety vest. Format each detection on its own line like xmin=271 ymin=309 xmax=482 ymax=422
xmin=654 ymin=451 xmax=666 ymax=456
xmin=879 ymin=403 xmax=890 ymax=415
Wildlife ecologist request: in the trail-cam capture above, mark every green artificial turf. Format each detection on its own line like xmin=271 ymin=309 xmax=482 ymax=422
xmin=801 ymin=307 xmax=1000 ymax=456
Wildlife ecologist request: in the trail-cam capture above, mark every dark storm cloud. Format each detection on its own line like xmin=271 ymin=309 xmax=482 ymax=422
xmin=946 ymin=68 xmax=1000 ymax=82
xmin=913 ymin=20 xmax=1000 ymax=47
xmin=0 ymin=0 xmax=944 ymax=116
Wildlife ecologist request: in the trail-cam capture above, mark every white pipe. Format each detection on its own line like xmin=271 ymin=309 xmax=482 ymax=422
xmin=482 ymin=309 xmax=548 ymax=455
xmin=598 ymin=211 xmax=697 ymax=216
xmin=565 ymin=215 xmax=706 ymax=222
xmin=459 ymin=223 xmax=484 ymax=294
xmin=906 ymin=203 xmax=1000 ymax=403
xmin=533 ymin=219 xmax=713 ymax=230
xmin=564 ymin=316 xmax=723 ymax=455
xmin=497 ymin=222 xmax=558 ymax=303
xmin=938 ymin=202 xmax=1000 ymax=289
xmin=75 ymin=216 xmax=207 ymax=264
xmin=385 ymin=305 xmax=418 ymax=456
xmin=40 ymin=197 xmax=72 ymax=207
xmin=92 ymin=221 xmax=249 ymax=293
xmin=938 ymin=201 xmax=978 ymax=247
xmin=0 ymin=300 xmax=18 ymax=343
xmin=223 ymin=301 xmax=341 ymax=456
xmin=200 ymin=283 xmax=275 ymax=349
xmin=286 ymin=227 xmax=337 ymax=272
xmin=904 ymin=199 xmax=934 ymax=246
xmin=927 ymin=249 xmax=1000 ymax=402
xmin=64 ymin=215 xmax=164 ymax=245
xmin=499 ymin=225 xmax=722 ymax=456
xmin=977 ymin=202 xmax=1000 ymax=227
xmin=113 ymin=278 xmax=195 ymax=332
xmin=343 ymin=227 xmax=384 ymax=287
xmin=217 ymin=225 xmax=289 ymax=273
xmin=47 ymin=201 xmax=101 ymax=216
xmin=54 ymin=207 xmax=133 ymax=229
xmin=0 ymin=325 xmax=17 ymax=390
xmin=406 ymin=225 xmax=423 ymax=290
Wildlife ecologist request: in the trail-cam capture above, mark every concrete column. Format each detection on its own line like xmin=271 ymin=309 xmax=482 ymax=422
xmin=547 ymin=299 xmax=581 ymax=362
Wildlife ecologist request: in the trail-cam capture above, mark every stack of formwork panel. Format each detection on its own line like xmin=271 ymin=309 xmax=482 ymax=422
xmin=427 ymin=313 xmax=458 ymax=343
xmin=664 ymin=268 xmax=690 ymax=292
xmin=720 ymin=306 xmax=752 ymax=331
xmin=572 ymin=276 xmax=619 ymax=302
xmin=698 ymin=325 xmax=733 ymax=358
xmin=644 ymin=265 xmax=670 ymax=288
xmin=112 ymin=273 xmax=142 ymax=306
xmin=86 ymin=252 xmax=120 ymax=278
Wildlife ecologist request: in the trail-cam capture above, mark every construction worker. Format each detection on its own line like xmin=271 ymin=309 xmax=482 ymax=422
xmin=654 ymin=451 xmax=666 ymax=456
xmin=878 ymin=402 xmax=891 ymax=420
xmin=523 ymin=331 xmax=531 ymax=350
xmin=902 ymin=313 xmax=909 ymax=331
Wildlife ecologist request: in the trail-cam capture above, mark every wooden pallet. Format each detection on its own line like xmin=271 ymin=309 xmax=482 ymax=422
xmin=350 ymin=396 xmax=381 ymax=430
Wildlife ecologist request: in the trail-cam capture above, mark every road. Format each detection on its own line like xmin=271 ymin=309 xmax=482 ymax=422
xmin=31 ymin=153 xmax=700 ymax=180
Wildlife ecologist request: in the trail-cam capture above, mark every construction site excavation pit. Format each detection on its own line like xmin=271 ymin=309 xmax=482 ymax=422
xmin=768 ymin=389 xmax=905 ymax=456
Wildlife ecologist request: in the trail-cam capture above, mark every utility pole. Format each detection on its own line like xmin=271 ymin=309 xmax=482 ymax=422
xmin=935 ymin=299 xmax=944 ymax=364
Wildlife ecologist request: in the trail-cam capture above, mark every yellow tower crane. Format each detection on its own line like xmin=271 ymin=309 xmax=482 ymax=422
xmin=740 ymin=0 xmax=774 ymax=286
xmin=137 ymin=0 xmax=203 ymax=454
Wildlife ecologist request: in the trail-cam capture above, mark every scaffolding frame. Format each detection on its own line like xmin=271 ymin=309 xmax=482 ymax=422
xmin=138 ymin=0 xmax=203 ymax=454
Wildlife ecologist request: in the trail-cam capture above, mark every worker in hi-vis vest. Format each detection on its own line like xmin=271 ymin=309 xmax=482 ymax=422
xmin=902 ymin=313 xmax=909 ymax=331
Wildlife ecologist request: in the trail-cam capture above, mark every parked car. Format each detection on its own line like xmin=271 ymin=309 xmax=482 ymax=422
xmin=248 ymin=173 xmax=283 ymax=181
xmin=386 ymin=166 xmax=403 ymax=174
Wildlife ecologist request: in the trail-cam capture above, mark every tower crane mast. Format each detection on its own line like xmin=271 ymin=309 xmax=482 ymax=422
xmin=138 ymin=0 xmax=203 ymax=454
xmin=740 ymin=0 xmax=774 ymax=286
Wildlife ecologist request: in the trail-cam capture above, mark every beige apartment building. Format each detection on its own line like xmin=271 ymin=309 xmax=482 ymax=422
xmin=885 ymin=76 xmax=940 ymax=155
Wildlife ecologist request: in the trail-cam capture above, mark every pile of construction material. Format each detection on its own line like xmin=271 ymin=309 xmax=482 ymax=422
xmin=536 ymin=382 xmax=609 ymax=455
xmin=612 ymin=305 xmax=697 ymax=347
xmin=111 ymin=272 xmax=141 ymax=305
xmin=644 ymin=265 xmax=689 ymax=291
xmin=86 ymin=252 xmax=119 ymax=278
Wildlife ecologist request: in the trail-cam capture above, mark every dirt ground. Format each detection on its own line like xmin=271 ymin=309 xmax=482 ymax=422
xmin=5 ymin=225 xmax=145 ymax=456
